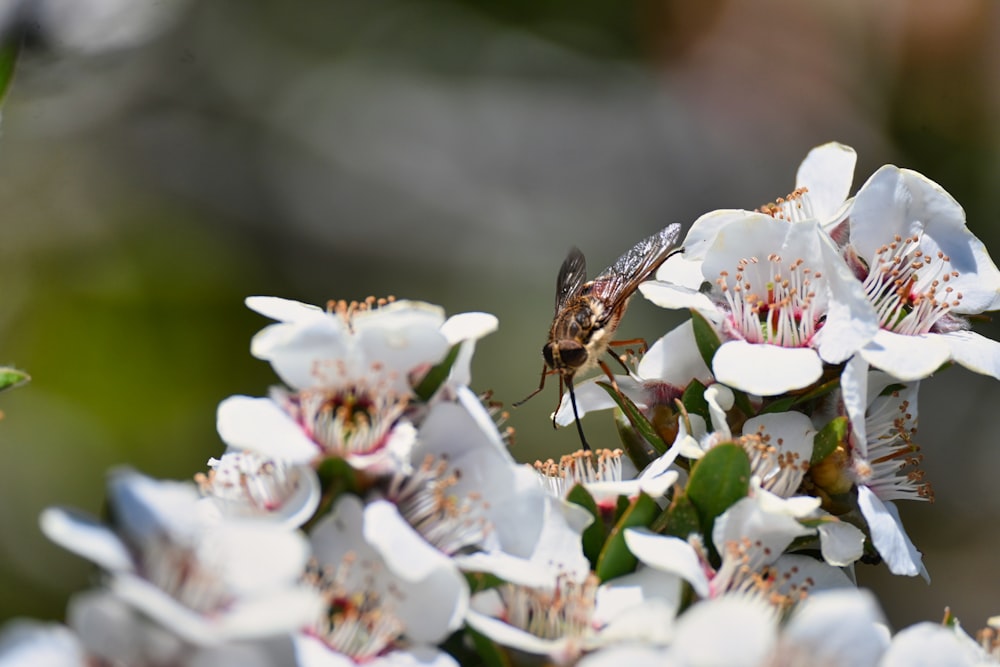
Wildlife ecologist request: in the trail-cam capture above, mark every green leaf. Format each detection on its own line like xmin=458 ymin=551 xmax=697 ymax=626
xmin=614 ymin=407 xmax=656 ymax=471
xmin=689 ymin=310 xmax=721 ymax=369
xmin=758 ymin=395 xmax=797 ymax=415
xmin=595 ymin=492 xmax=659 ymax=581
xmin=597 ymin=381 xmax=668 ymax=455
xmin=0 ymin=34 xmax=19 ymax=109
xmin=465 ymin=627 xmax=512 ymax=667
xmin=651 ymin=492 xmax=701 ymax=540
xmin=680 ymin=379 xmax=710 ymax=423
xmin=792 ymin=376 xmax=841 ymax=406
xmin=685 ymin=443 xmax=750 ymax=555
xmin=566 ymin=484 xmax=606 ymax=568
xmin=413 ymin=344 xmax=461 ymax=401
xmin=811 ymin=416 xmax=848 ymax=465
xmin=0 ymin=367 xmax=29 ymax=393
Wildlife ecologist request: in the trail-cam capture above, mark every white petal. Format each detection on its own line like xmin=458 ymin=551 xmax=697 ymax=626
xmin=857 ymin=486 xmax=928 ymax=581
xmin=783 ymin=588 xmax=888 ymax=666
xmin=624 ymin=529 xmax=708 ymax=599
xmin=593 ymin=566 xmax=681 ymax=632
xmin=653 ymin=253 xmax=708 ymax=290
xmin=713 ymin=341 xmax=822 ymax=396
xmin=39 ymin=508 xmax=133 ymax=572
xmin=943 ymin=329 xmax=1000 ymax=380
xmin=680 ymin=209 xmax=754 ymax=261
xmin=250 ymin=318 xmax=352 ymax=389
xmin=881 ymin=623 xmax=981 ymax=667
xmin=771 ymin=553 xmax=854 ymax=593
xmin=439 ymin=312 xmax=498 ymax=346
xmin=794 ymin=142 xmax=857 ymax=221
xmin=638 ymin=319 xmax=714 ymax=386
xmin=0 ymin=620 xmax=87 ymax=667
xmin=210 ymin=524 xmax=312 ymax=593
xmin=363 ymin=501 xmax=456 ymax=583
xmin=860 ymin=330 xmax=950 ymax=381
xmin=576 ymin=645 xmax=669 ymax=667
xmin=813 ymin=229 xmax=879 ymax=363
xmin=586 ymin=471 xmax=679 ymax=505
xmin=671 ymin=597 xmax=777 ymax=667
xmin=713 ymin=496 xmax=813 ymax=566
xmin=841 ymin=355 xmax=869 ymax=456
xmin=293 ymin=634 xmax=357 ymax=667
xmin=216 ymin=396 xmax=318 ymax=464
xmin=244 ymin=296 xmax=324 ymax=323
xmin=466 ymin=605 xmax=567 ymax=657
xmin=453 ymin=551 xmax=554 ymax=588
xmin=638 ymin=280 xmax=715 ymax=311
xmin=817 ymin=520 xmax=866 ymax=566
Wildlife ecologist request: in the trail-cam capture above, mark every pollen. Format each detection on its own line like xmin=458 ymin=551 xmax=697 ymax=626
xmin=756 ymin=187 xmax=815 ymax=223
xmin=304 ymin=556 xmax=405 ymax=661
xmin=863 ymin=233 xmax=962 ymax=335
xmin=717 ymin=254 xmax=820 ymax=348
xmin=195 ymin=451 xmax=303 ymax=514
xmin=533 ymin=448 xmax=626 ymax=498
xmin=326 ymin=296 xmax=398 ymax=330
xmin=498 ymin=572 xmax=598 ymax=642
xmin=383 ymin=453 xmax=492 ymax=556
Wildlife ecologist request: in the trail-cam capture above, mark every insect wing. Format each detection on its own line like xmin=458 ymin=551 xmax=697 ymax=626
xmin=587 ymin=223 xmax=682 ymax=311
xmin=554 ymin=247 xmax=587 ymax=313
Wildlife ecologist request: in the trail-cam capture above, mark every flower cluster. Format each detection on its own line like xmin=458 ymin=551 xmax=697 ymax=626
xmin=3 ymin=144 xmax=1000 ymax=666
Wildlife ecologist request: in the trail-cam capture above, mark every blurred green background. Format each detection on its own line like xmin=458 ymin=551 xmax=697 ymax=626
xmin=2 ymin=0 xmax=1000 ymax=632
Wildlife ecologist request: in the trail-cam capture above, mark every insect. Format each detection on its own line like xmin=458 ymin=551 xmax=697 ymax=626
xmin=515 ymin=223 xmax=683 ymax=450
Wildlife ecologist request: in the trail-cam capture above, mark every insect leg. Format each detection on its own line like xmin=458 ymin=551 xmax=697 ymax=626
xmin=513 ymin=363 xmax=553 ymax=407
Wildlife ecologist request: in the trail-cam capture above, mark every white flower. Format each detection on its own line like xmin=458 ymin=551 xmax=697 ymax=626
xmin=217 ymin=297 xmax=495 ymax=475
xmin=39 ymin=468 xmax=321 ymax=646
xmin=297 ymin=495 xmax=465 ymax=666
xmin=647 ymin=213 xmax=877 ymax=395
xmin=846 ymin=166 xmax=1000 ymax=381
xmin=466 ymin=566 xmax=678 ymax=664
xmin=196 ymin=449 xmax=321 ymax=528
xmin=839 ymin=359 xmax=930 ymax=580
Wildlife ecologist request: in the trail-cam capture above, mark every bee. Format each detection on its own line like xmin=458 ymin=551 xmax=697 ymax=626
xmin=516 ymin=223 xmax=683 ymax=449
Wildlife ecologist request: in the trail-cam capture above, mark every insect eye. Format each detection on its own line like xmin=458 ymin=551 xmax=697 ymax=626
xmin=542 ymin=343 xmax=555 ymax=368
xmin=559 ymin=346 xmax=588 ymax=369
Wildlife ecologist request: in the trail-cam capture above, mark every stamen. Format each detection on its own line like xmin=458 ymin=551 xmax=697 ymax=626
xmin=756 ymin=187 xmax=816 ymax=223
xmin=326 ymin=296 xmax=398 ymax=330
xmin=533 ymin=449 xmax=626 ymax=498
xmin=739 ymin=428 xmax=809 ymax=498
xmin=384 ymin=454 xmax=492 ymax=555
xmin=195 ymin=451 xmax=301 ymax=514
xmin=498 ymin=572 xmax=598 ymax=641
xmin=854 ymin=392 xmax=933 ymax=503
xmin=717 ymin=254 xmax=820 ymax=348
xmin=304 ymin=556 xmax=404 ymax=661
xmin=275 ymin=372 xmax=408 ymax=460
xmin=862 ymin=234 xmax=962 ymax=335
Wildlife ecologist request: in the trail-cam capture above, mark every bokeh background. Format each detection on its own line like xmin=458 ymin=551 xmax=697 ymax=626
xmin=2 ymin=0 xmax=1000 ymax=633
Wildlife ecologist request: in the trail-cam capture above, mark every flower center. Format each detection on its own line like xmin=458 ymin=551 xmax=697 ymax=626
xmin=853 ymin=392 xmax=933 ymax=503
xmin=277 ymin=378 xmax=408 ymax=460
xmin=862 ymin=234 xmax=962 ymax=335
xmin=499 ymin=572 xmax=598 ymax=641
xmin=533 ymin=449 xmax=626 ymax=498
xmin=304 ymin=556 xmax=405 ymax=661
xmin=195 ymin=451 xmax=301 ymax=514
xmin=756 ymin=187 xmax=816 ymax=223
xmin=739 ymin=428 xmax=809 ymax=498
xmin=384 ymin=453 xmax=492 ymax=555
xmin=717 ymin=254 xmax=821 ymax=347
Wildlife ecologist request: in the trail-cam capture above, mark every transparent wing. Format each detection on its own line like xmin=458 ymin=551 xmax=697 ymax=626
xmin=587 ymin=223 xmax=683 ymax=319
xmin=555 ymin=247 xmax=587 ymax=313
